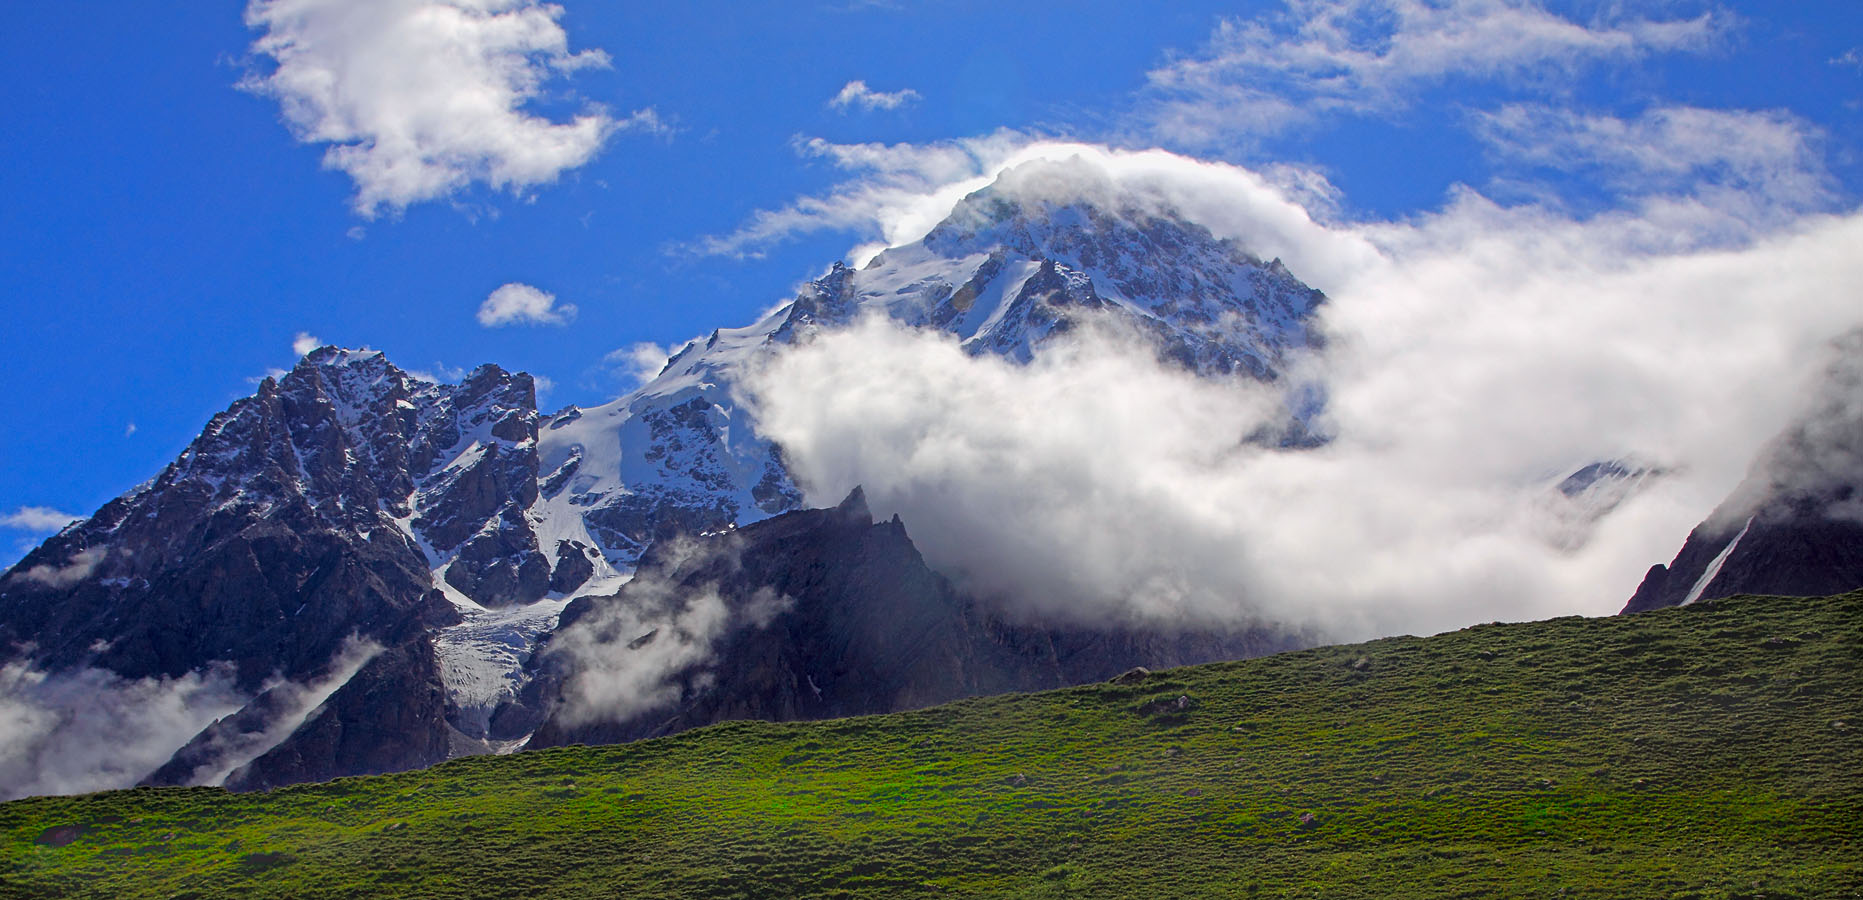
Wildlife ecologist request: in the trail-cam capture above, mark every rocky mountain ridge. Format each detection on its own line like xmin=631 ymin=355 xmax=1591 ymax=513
xmin=1624 ymin=334 xmax=1863 ymax=612
xmin=0 ymin=161 xmax=1335 ymax=796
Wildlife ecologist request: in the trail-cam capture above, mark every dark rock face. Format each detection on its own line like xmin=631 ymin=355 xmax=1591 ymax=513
xmin=1626 ymin=336 xmax=1863 ymax=612
xmin=0 ymin=348 xmax=557 ymax=791
xmin=548 ymin=540 xmax=598 ymax=595
xmin=524 ymin=488 xmax=1297 ymax=748
xmin=1 ymin=176 xmax=1341 ymax=797
xmin=225 ymin=639 xmax=453 ymax=792
xmin=1625 ymin=515 xmax=1863 ymax=613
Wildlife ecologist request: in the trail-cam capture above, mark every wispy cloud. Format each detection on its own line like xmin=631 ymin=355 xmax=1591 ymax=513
xmin=1142 ymin=0 xmax=1725 ymax=146
xmin=477 ymin=282 xmax=576 ymax=327
xmin=1474 ymin=104 xmax=1835 ymax=225
xmin=0 ymin=660 xmax=248 ymax=800
xmin=241 ymin=0 xmax=641 ymax=217
xmin=292 ymin=331 xmax=322 ymax=357
xmin=605 ymin=343 xmax=674 ymax=386
xmin=828 ymin=80 xmax=921 ymax=112
xmin=1833 ymin=47 xmax=1863 ymax=71
xmin=11 ymin=548 xmax=107 ymax=589
xmin=1 ymin=507 xmax=81 ymax=533
xmin=686 ymin=130 xmax=1034 ymax=261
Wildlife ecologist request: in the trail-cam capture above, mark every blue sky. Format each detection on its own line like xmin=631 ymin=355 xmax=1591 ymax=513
xmin=2 ymin=0 xmax=1860 ymax=566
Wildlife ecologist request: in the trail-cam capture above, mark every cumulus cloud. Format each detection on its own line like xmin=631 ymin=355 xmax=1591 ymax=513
xmin=740 ymin=147 xmax=1863 ymax=641
xmin=242 ymin=0 xmax=633 ymax=216
xmin=0 ymin=661 xmax=247 ymax=800
xmin=478 ymin=282 xmax=577 ymax=327
xmin=292 ymin=331 xmax=323 ymax=356
xmin=1142 ymin=0 xmax=1723 ymax=145
xmin=1 ymin=508 xmax=80 ymax=533
xmin=548 ymin=537 xmax=792 ymax=726
xmin=829 ymin=80 xmax=922 ymax=112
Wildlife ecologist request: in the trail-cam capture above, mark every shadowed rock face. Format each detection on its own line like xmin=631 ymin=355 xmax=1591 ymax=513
xmin=523 ymin=488 xmax=1299 ymax=748
xmin=1625 ymin=514 xmax=1863 ymax=613
xmin=0 ymin=176 xmax=1338 ymax=797
xmin=0 ymin=349 xmax=558 ymax=791
xmin=1626 ymin=336 xmax=1863 ymax=612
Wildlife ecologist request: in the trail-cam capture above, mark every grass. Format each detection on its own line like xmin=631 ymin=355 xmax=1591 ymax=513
xmin=2 ymin=592 xmax=1859 ymax=899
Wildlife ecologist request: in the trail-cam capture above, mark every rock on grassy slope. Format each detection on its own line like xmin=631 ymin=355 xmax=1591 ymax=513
xmin=3 ymin=591 xmax=1859 ymax=899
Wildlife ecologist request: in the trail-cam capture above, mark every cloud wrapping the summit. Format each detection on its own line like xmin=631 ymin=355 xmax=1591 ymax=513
xmin=742 ymin=148 xmax=1863 ymax=640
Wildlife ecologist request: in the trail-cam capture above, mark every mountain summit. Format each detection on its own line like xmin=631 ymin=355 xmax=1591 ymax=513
xmin=0 ymin=164 xmax=1329 ymax=796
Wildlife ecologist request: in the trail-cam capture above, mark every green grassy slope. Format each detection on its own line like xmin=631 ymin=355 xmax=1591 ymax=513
xmin=3 ymin=592 xmax=1859 ymax=900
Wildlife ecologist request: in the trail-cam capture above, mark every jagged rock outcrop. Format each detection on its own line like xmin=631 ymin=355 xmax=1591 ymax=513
xmin=523 ymin=488 xmax=1296 ymax=747
xmin=0 ymin=349 xmax=577 ymax=792
xmin=0 ymin=158 xmax=1335 ymax=797
xmin=532 ymin=155 xmax=1331 ymax=572
xmin=1626 ymin=334 xmax=1863 ymax=612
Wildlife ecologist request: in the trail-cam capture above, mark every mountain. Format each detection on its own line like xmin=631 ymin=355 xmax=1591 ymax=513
xmin=535 ymin=155 xmax=1328 ymax=570
xmin=1625 ymin=334 xmax=1863 ymax=612
xmin=6 ymin=590 xmax=1856 ymax=899
xmin=511 ymin=486 xmax=1292 ymax=748
xmin=0 ymin=158 xmax=1331 ymax=796
xmin=0 ymin=350 xmax=561 ymax=791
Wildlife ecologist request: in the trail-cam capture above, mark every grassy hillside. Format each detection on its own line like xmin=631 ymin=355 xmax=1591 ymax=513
xmin=3 ymin=593 xmax=1859 ymax=899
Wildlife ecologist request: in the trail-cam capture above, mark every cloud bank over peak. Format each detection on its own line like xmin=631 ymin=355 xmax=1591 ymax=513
xmin=242 ymin=0 xmax=640 ymax=216
xmin=739 ymin=146 xmax=1863 ymax=639
xmin=692 ymin=135 xmax=1377 ymax=278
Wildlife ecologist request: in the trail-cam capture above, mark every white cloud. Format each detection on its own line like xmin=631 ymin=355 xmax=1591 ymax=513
xmin=169 ymin=637 xmax=382 ymax=788
xmin=1474 ymin=104 xmax=1834 ymax=220
xmin=548 ymin=537 xmax=792 ymax=726
xmin=0 ymin=660 xmax=247 ymax=800
xmin=740 ymin=147 xmax=1863 ymax=641
xmin=477 ymin=282 xmax=577 ymax=327
xmin=695 ymin=137 xmax=1376 ymax=280
xmin=242 ymin=0 xmax=635 ymax=217
xmin=617 ymin=106 xmax=676 ymax=139
xmin=124 ymin=423 xmax=138 ymax=438
xmin=828 ymin=80 xmax=922 ymax=112
xmin=1832 ymin=48 xmax=1863 ymax=71
xmin=0 ymin=508 xmax=81 ymax=533
xmin=406 ymin=362 xmax=469 ymax=384
xmin=11 ymin=548 xmax=107 ymax=589
xmin=688 ymin=132 xmax=1027 ymax=260
xmin=606 ymin=343 xmax=674 ymax=386
xmin=292 ymin=331 xmax=323 ymax=356
xmin=1142 ymin=0 xmax=1723 ymax=145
